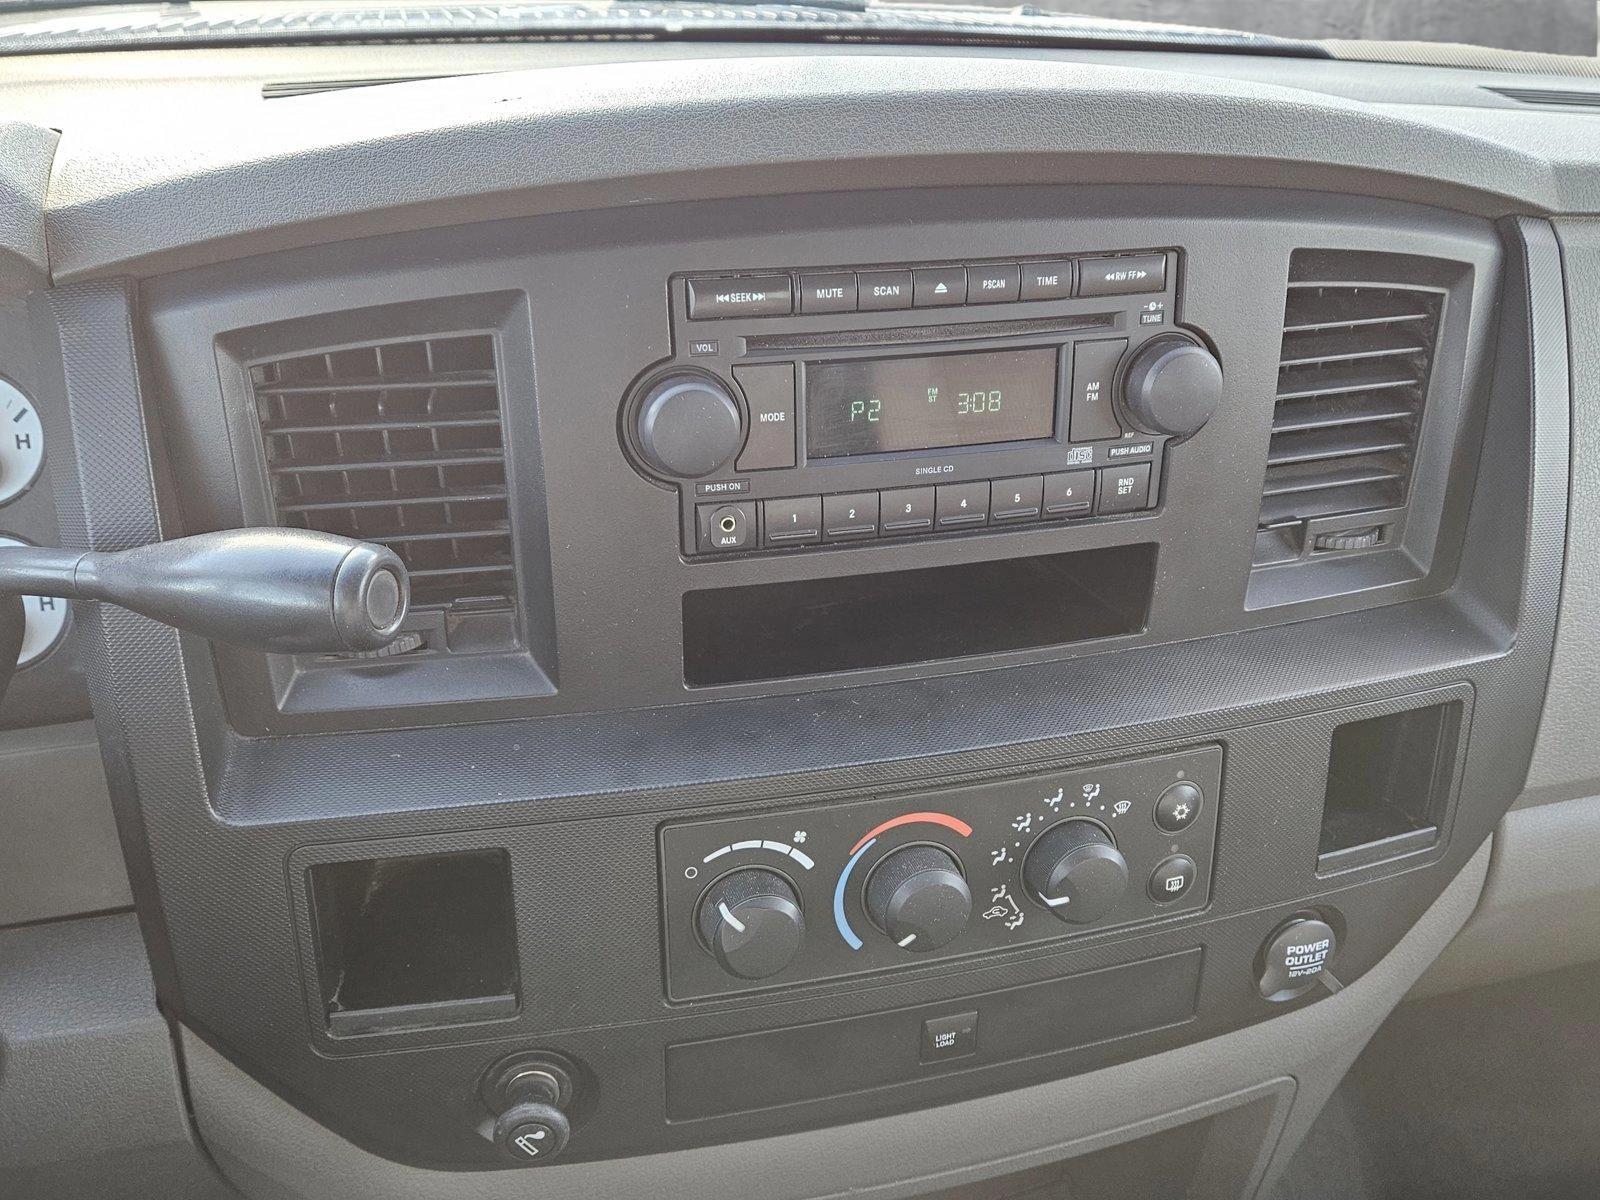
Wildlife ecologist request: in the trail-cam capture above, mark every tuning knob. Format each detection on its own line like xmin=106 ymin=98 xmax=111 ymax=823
xmin=633 ymin=373 xmax=744 ymax=478
xmin=696 ymin=868 xmax=805 ymax=980
xmin=1119 ymin=334 xmax=1223 ymax=440
xmin=864 ymin=844 xmax=972 ymax=953
xmin=1023 ymin=819 xmax=1129 ymax=924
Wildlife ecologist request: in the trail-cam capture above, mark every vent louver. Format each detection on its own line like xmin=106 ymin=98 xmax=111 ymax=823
xmin=1484 ymin=86 xmax=1600 ymax=109
xmin=251 ymin=335 xmax=516 ymax=613
xmin=1259 ymin=276 xmax=1443 ymax=535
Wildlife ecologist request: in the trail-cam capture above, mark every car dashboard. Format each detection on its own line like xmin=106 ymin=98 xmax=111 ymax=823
xmin=2 ymin=27 xmax=1600 ymax=1200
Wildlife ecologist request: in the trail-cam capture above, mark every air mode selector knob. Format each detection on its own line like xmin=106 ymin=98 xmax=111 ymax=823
xmin=696 ymin=868 xmax=805 ymax=980
xmin=864 ymin=844 xmax=972 ymax=953
xmin=1119 ymin=334 xmax=1223 ymax=440
xmin=1023 ymin=819 xmax=1129 ymax=924
xmin=633 ymin=373 xmax=744 ymax=479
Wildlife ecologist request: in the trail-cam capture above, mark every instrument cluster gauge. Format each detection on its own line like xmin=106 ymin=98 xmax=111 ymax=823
xmin=0 ymin=536 xmax=68 ymax=667
xmin=0 ymin=378 xmax=44 ymax=505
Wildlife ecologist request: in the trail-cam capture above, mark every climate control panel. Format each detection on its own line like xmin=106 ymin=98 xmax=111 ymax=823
xmin=660 ymin=746 xmax=1221 ymax=1000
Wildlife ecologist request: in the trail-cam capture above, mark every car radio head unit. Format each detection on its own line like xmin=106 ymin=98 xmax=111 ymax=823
xmin=619 ymin=249 xmax=1222 ymax=557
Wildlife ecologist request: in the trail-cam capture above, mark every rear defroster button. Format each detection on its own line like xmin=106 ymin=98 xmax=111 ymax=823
xmin=1148 ymin=854 xmax=1196 ymax=903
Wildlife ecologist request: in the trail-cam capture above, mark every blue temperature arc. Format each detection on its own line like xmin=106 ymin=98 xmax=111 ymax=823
xmin=832 ymin=838 xmax=877 ymax=951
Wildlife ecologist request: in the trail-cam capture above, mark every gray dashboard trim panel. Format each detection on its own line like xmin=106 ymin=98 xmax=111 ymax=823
xmin=40 ymin=54 xmax=1572 ymax=283
xmin=0 ymin=120 xmax=54 ymax=292
xmin=0 ymin=912 xmax=232 ymax=1200
xmin=0 ymin=720 xmax=130 ymax=927
xmin=1525 ymin=217 xmax=1600 ymax=804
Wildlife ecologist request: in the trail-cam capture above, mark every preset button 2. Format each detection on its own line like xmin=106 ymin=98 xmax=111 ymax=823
xmin=823 ymin=492 xmax=880 ymax=541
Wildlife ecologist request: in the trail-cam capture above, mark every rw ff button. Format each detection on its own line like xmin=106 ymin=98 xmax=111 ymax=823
xmin=920 ymin=1010 xmax=979 ymax=1063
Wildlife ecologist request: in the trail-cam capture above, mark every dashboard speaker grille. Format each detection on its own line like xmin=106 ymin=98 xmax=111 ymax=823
xmin=251 ymin=335 xmax=515 ymax=612
xmin=1259 ymin=272 xmax=1442 ymax=532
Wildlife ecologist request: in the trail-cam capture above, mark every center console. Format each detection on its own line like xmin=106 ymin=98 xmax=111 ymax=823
xmin=34 ymin=181 xmax=1563 ymax=1175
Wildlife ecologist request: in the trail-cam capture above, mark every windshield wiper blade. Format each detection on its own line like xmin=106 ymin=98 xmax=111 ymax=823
xmin=0 ymin=1 xmax=1329 ymax=58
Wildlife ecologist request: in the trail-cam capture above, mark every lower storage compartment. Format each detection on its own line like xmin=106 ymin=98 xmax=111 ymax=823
xmin=665 ymin=947 xmax=1201 ymax=1121
xmin=681 ymin=542 xmax=1156 ymax=686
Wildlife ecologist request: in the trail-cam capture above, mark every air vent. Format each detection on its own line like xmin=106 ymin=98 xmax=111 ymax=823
xmin=251 ymin=335 xmax=515 ymax=613
xmin=1484 ymin=86 xmax=1600 ymax=109
xmin=1259 ymin=276 xmax=1443 ymax=539
xmin=262 ymin=74 xmax=472 ymax=100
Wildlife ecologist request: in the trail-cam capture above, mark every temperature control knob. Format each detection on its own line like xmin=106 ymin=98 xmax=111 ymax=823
xmin=633 ymin=373 xmax=743 ymax=479
xmin=1119 ymin=334 xmax=1223 ymax=440
xmin=696 ymin=868 xmax=804 ymax=980
xmin=864 ymin=844 xmax=972 ymax=953
xmin=1023 ymin=820 xmax=1129 ymax=924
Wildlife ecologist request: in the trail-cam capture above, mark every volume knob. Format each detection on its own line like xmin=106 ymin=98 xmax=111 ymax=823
xmin=1023 ymin=819 xmax=1128 ymax=924
xmin=634 ymin=373 xmax=743 ymax=479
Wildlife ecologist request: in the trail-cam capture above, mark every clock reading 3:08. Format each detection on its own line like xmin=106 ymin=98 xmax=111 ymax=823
xmin=805 ymin=346 xmax=1057 ymax=459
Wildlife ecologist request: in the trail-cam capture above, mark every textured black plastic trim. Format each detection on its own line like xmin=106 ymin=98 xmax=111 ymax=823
xmin=35 ymin=210 xmax=1565 ymax=1168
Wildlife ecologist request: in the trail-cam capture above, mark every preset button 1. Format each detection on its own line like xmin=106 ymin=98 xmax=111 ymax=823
xmin=762 ymin=496 xmax=822 ymax=546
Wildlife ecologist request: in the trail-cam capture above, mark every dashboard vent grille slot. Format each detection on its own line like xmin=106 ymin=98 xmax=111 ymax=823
xmin=252 ymin=335 xmax=515 ymax=612
xmin=1484 ymin=86 xmax=1600 ymax=109
xmin=1260 ymin=278 xmax=1442 ymax=531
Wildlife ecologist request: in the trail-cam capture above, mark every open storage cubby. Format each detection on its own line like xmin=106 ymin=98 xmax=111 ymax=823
xmin=307 ymin=849 xmax=519 ymax=1036
xmin=682 ymin=543 xmax=1156 ymax=686
xmin=1317 ymin=701 xmax=1462 ymax=873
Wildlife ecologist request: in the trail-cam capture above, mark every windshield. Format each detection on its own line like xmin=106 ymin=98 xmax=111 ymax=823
xmin=0 ymin=0 xmax=1595 ymax=62
xmin=927 ymin=0 xmax=1598 ymax=56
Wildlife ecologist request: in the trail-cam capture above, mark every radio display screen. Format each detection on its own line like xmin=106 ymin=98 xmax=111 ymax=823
xmin=805 ymin=347 xmax=1058 ymax=458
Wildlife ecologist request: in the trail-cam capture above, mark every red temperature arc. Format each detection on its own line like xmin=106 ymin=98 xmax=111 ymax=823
xmin=848 ymin=811 xmax=973 ymax=855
